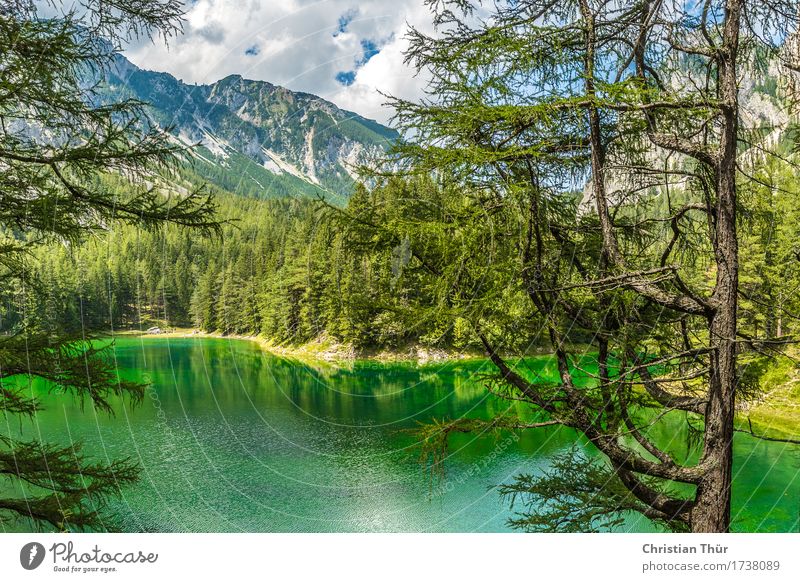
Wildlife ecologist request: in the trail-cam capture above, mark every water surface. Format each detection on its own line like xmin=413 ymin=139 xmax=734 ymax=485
xmin=5 ymin=338 xmax=798 ymax=532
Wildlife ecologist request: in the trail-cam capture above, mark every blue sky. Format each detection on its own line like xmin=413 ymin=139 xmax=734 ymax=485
xmin=124 ymin=0 xmax=434 ymax=123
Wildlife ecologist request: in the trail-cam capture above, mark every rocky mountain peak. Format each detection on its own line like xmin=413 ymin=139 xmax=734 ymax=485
xmin=102 ymin=54 xmax=398 ymax=200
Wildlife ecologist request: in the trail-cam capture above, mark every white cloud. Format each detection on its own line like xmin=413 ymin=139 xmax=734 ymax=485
xmin=123 ymin=0 xmax=436 ymax=124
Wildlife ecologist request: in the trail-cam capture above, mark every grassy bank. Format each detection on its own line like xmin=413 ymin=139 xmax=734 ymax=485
xmin=740 ymin=360 xmax=800 ymax=439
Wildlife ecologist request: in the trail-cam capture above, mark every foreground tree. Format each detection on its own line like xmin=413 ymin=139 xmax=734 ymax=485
xmin=0 ymin=1 xmax=217 ymax=530
xmin=368 ymin=0 xmax=800 ymax=532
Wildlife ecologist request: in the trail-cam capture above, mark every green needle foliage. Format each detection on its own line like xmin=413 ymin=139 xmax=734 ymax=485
xmin=2 ymin=0 xmax=799 ymax=535
xmin=358 ymin=0 xmax=800 ymax=532
xmin=498 ymin=448 xmax=689 ymax=533
xmin=0 ymin=1 xmax=218 ymax=531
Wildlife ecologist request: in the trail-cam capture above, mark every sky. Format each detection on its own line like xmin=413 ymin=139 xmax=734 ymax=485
xmin=123 ymin=0 xmax=435 ymax=125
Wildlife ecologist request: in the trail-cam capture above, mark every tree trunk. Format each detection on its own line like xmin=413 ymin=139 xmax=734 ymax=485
xmin=691 ymin=0 xmax=742 ymax=533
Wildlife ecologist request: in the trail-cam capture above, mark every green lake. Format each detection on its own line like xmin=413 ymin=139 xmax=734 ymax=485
xmin=4 ymin=337 xmax=799 ymax=532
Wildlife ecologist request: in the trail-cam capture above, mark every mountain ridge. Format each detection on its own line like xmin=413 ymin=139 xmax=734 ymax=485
xmin=101 ymin=53 xmax=398 ymax=200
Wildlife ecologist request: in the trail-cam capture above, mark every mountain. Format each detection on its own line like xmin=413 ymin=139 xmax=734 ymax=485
xmin=100 ymin=54 xmax=398 ymax=201
xmin=578 ymin=53 xmax=796 ymax=212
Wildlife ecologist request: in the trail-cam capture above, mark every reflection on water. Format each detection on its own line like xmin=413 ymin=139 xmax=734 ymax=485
xmin=4 ymin=338 xmax=799 ymax=532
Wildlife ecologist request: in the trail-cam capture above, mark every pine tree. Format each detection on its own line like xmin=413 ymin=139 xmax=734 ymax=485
xmin=372 ymin=0 xmax=800 ymax=532
xmin=0 ymin=1 xmax=219 ymax=530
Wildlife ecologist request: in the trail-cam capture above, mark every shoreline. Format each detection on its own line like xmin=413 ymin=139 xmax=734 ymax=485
xmin=105 ymin=327 xmax=497 ymax=364
xmin=106 ymin=328 xmax=799 ymax=439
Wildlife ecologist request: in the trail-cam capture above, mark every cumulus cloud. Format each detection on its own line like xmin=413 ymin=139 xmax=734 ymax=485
xmin=123 ymin=0 xmax=436 ymax=124
xmin=193 ymin=21 xmax=226 ymax=45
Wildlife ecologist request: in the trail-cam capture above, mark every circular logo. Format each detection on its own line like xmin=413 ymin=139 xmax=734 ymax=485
xmin=20 ymin=542 xmax=46 ymax=570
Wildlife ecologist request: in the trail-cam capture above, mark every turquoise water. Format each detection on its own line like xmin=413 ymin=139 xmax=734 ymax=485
xmin=4 ymin=338 xmax=799 ymax=532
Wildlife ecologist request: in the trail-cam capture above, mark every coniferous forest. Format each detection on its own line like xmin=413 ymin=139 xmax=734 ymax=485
xmin=2 ymin=0 xmax=800 ymax=542
xmin=9 ymin=159 xmax=800 ymax=355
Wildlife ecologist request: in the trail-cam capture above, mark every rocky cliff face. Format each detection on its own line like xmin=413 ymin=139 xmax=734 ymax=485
xmin=101 ymin=54 xmax=398 ymax=200
xmin=578 ymin=56 xmax=796 ymax=213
